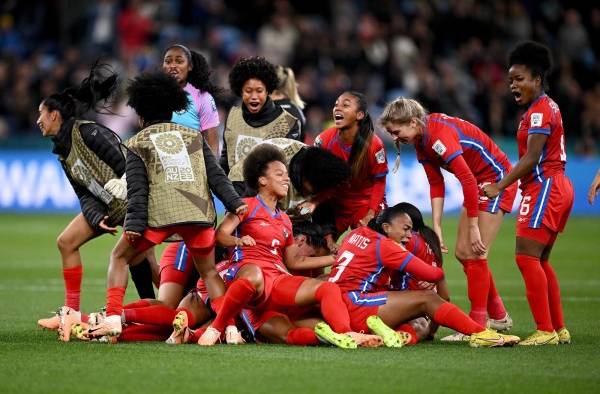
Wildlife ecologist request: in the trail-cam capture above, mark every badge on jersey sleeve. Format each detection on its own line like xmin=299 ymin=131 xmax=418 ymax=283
xmin=375 ymin=148 xmax=386 ymax=164
xmin=432 ymin=139 xmax=447 ymax=156
xmin=314 ymin=136 xmax=322 ymax=147
xmin=530 ymin=113 xmax=543 ymax=127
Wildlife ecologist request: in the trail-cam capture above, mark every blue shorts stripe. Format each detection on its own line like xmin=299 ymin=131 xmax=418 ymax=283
xmin=174 ymin=243 xmax=188 ymax=272
xmin=240 ymin=310 xmax=256 ymax=339
xmin=529 ymin=178 xmax=552 ymax=229
xmin=348 ymin=291 xmax=388 ymax=306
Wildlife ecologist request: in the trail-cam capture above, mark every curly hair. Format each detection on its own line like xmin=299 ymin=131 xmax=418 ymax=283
xmin=243 ymin=144 xmax=287 ymax=192
xmin=508 ymin=41 xmax=553 ymax=84
xmin=164 ymin=45 xmax=223 ymax=98
xmin=229 ymin=56 xmax=279 ymax=97
xmin=127 ymin=71 xmax=188 ymax=124
xmin=289 ymin=147 xmax=351 ymax=196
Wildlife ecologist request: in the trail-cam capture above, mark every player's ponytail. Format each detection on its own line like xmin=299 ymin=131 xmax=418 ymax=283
xmin=43 ymin=60 xmax=119 ymax=120
xmin=394 ymin=202 xmax=443 ymax=265
xmin=345 ymin=91 xmax=374 ymax=180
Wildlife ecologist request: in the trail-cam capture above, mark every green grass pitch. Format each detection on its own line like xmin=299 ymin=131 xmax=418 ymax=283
xmin=0 ymin=214 xmax=599 ymax=393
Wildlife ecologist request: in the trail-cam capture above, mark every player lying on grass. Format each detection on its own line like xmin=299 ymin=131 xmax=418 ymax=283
xmin=84 ymin=71 xmax=246 ymax=342
xmin=328 ymin=203 xmax=521 ymax=348
xmin=196 ymin=144 xmax=381 ymax=348
xmin=36 ymin=61 xmax=158 ymax=341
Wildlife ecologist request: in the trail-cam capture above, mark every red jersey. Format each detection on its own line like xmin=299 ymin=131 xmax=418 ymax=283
xmin=416 ymin=113 xmax=513 ymax=185
xmin=314 ymin=127 xmax=388 ymax=210
xmin=516 ymin=94 xmax=567 ymax=188
xmin=389 ymin=232 xmax=440 ymax=291
xmin=230 ymin=196 xmax=294 ymax=276
xmin=328 ymin=227 xmax=416 ymax=294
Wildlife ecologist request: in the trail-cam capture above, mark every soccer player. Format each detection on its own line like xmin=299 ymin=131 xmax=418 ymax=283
xmin=298 ymin=91 xmax=388 ymax=251
xmin=35 ymin=62 xmax=157 ymax=340
xmin=482 ymin=41 xmax=573 ymax=345
xmin=329 ymin=203 xmax=520 ymax=348
xmin=271 ymin=65 xmax=307 ymax=141
xmin=197 ymin=144 xmax=379 ymax=348
xmin=380 ymin=98 xmax=515 ymax=339
xmin=219 ymin=56 xmax=300 ymax=178
xmin=85 ymin=71 xmax=246 ymax=341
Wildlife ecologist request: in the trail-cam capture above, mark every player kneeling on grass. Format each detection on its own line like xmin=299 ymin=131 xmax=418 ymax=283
xmin=328 ymin=203 xmax=521 ymax=348
xmin=84 ymin=71 xmax=246 ymax=342
xmin=196 ymin=144 xmax=381 ymax=348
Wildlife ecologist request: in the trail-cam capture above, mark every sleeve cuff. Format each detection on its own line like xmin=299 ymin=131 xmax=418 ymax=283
xmin=528 ymin=128 xmax=551 ymax=135
xmin=444 ymin=150 xmax=462 ymax=164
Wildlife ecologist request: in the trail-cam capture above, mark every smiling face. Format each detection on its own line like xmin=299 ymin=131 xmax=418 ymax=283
xmin=259 ymin=160 xmax=290 ymax=199
xmin=163 ymin=47 xmax=191 ymax=86
xmin=382 ymin=213 xmax=413 ymax=245
xmin=332 ymin=92 xmax=364 ymax=130
xmin=384 ymin=119 xmax=421 ymax=146
xmin=37 ymin=102 xmax=61 ymax=137
xmin=508 ymin=64 xmax=542 ymax=106
xmin=242 ymin=78 xmax=268 ymax=114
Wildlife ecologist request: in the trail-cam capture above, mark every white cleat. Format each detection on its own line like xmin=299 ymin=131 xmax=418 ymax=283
xmin=441 ymin=332 xmax=470 ymax=342
xmin=487 ymin=313 xmax=513 ymax=332
xmin=225 ymin=325 xmax=245 ymax=345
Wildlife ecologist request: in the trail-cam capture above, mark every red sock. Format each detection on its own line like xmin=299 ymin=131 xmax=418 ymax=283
xmin=433 ymin=302 xmax=485 ymax=335
xmin=124 ymin=299 xmax=153 ymax=309
xmin=516 ymin=255 xmax=553 ymax=332
xmin=63 ymin=265 xmax=83 ymax=311
xmin=124 ymin=305 xmax=177 ymax=326
xmin=211 ymin=279 xmax=256 ymax=332
xmin=285 ymin=327 xmax=320 ymax=346
xmin=398 ymin=324 xmax=419 ymax=345
xmin=105 ymin=287 xmax=126 ymax=317
xmin=314 ymin=282 xmax=352 ymax=333
xmin=188 ymin=327 xmax=206 ymax=343
xmin=81 ymin=313 xmax=89 ymax=323
xmin=487 ymin=275 xmax=507 ymax=320
xmin=208 ymin=296 xmax=236 ymax=327
xmin=175 ymin=307 xmax=197 ymax=327
xmin=119 ymin=324 xmax=172 ymax=342
xmin=461 ymin=259 xmax=490 ymax=326
xmin=541 ymin=260 xmax=565 ymax=330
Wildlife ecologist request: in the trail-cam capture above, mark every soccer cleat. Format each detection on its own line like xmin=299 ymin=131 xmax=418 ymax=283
xmin=85 ymin=315 xmax=122 ymax=340
xmin=57 ymin=306 xmax=82 ymax=342
xmin=441 ymin=332 xmax=471 ymax=342
xmin=88 ymin=310 xmax=106 ymax=327
xmin=166 ymin=311 xmax=190 ymax=345
xmin=487 ymin=313 xmax=513 ymax=332
xmin=469 ymin=329 xmax=520 ymax=348
xmin=518 ymin=330 xmax=559 ymax=346
xmin=198 ymin=326 xmax=222 ymax=346
xmin=225 ymin=325 xmax=245 ymax=345
xmin=366 ymin=315 xmax=405 ymax=348
xmin=314 ymin=322 xmax=357 ymax=349
xmin=346 ymin=331 xmax=383 ymax=348
xmin=70 ymin=323 xmax=90 ymax=341
xmin=557 ymin=327 xmax=571 ymax=344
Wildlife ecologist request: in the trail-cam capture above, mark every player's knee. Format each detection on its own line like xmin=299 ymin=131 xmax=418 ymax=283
xmin=56 ymin=232 xmax=75 ymax=253
xmin=416 ymin=289 xmax=441 ymax=312
xmin=454 ymin=247 xmax=472 ymax=262
xmin=315 ymin=281 xmax=339 ymax=299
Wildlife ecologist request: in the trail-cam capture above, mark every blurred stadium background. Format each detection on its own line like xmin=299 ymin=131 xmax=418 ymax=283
xmin=0 ymin=0 xmax=599 ymax=216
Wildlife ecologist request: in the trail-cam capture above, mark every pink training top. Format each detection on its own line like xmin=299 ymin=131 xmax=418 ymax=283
xmin=171 ymin=83 xmax=220 ymax=132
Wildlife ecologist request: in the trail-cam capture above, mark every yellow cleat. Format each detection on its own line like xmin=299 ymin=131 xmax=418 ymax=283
xmin=366 ymin=315 xmax=406 ymax=348
xmin=557 ymin=328 xmax=571 ymax=344
xmin=469 ymin=328 xmax=520 ymax=348
xmin=518 ymin=330 xmax=559 ymax=346
xmin=70 ymin=323 xmax=90 ymax=341
xmin=314 ymin=322 xmax=357 ymax=349
xmin=166 ymin=311 xmax=190 ymax=345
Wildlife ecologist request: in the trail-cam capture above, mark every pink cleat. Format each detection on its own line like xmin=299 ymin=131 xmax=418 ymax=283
xmin=85 ymin=315 xmax=122 ymax=341
xmin=225 ymin=325 xmax=245 ymax=345
xmin=57 ymin=307 xmax=82 ymax=342
xmin=197 ymin=326 xmax=222 ymax=346
xmin=346 ymin=331 xmax=384 ymax=348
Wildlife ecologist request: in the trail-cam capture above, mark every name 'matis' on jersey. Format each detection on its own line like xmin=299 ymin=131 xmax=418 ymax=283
xmin=231 ymin=196 xmax=294 ymax=269
xmin=328 ymin=226 xmax=415 ymax=294
xmin=416 ymin=113 xmax=512 ymax=183
xmin=517 ymin=95 xmax=567 ymax=187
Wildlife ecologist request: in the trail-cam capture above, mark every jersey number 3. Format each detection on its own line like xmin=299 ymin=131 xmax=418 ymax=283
xmin=329 ymin=251 xmax=355 ymax=283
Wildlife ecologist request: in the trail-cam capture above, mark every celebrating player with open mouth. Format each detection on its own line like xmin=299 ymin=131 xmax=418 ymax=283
xmin=483 ymin=41 xmax=573 ymax=346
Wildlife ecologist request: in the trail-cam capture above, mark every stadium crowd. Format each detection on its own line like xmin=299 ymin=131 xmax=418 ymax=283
xmin=0 ymin=0 xmax=598 ymax=156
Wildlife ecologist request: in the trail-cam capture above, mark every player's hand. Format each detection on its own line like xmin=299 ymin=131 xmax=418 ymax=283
xmin=125 ymin=230 xmax=141 ymax=244
xmin=99 ymin=216 xmax=118 ymax=235
xmin=433 ymin=226 xmax=449 ymax=254
xmin=358 ymin=209 xmax=375 ymax=227
xmin=236 ymin=235 xmax=256 ymax=247
xmin=324 ymin=234 xmax=340 ymax=254
xmin=469 ymin=225 xmax=487 ymax=255
xmin=482 ymin=183 xmax=501 ymax=199
xmin=235 ymin=204 xmax=248 ymax=216
xmin=104 ymin=178 xmax=127 ymax=200
xmin=296 ymin=200 xmax=316 ymax=216
xmin=588 ymin=171 xmax=600 ymax=204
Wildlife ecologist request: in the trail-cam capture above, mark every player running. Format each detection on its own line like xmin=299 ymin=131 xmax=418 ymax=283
xmin=483 ymin=41 xmax=573 ymax=345
xmin=380 ymin=98 xmax=515 ymax=339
